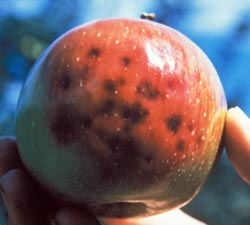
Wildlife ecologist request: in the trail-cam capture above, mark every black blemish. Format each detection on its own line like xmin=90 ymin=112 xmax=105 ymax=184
xmin=122 ymin=57 xmax=131 ymax=66
xmin=107 ymin=135 xmax=137 ymax=154
xmin=100 ymin=133 xmax=166 ymax=187
xmin=196 ymin=136 xmax=203 ymax=145
xmin=166 ymin=114 xmax=182 ymax=134
xmin=98 ymin=98 xmax=116 ymax=115
xmin=137 ymin=81 xmax=160 ymax=100
xmin=123 ymin=124 xmax=131 ymax=132
xmin=55 ymin=73 xmax=72 ymax=90
xmin=103 ymin=78 xmax=126 ymax=94
xmin=103 ymin=79 xmax=116 ymax=93
xmin=49 ymin=104 xmax=93 ymax=145
xmin=103 ymin=134 xmax=142 ymax=181
xmin=117 ymin=77 xmax=126 ymax=86
xmin=121 ymin=102 xmax=149 ymax=124
xmin=187 ymin=124 xmax=194 ymax=132
xmin=88 ymin=47 xmax=101 ymax=58
xmin=176 ymin=139 xmax=185 ymax=151
xmin=81 ymin=115 xmax=93 ymax=128
xmin=94 ymin=127 xmax=106 ymax=140
xmin=50 ymin=105 xmax=77 ymax=145
xmin=144 ymin=155 xmax=154 ymax=163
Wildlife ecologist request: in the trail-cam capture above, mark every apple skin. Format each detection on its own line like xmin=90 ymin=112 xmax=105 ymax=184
xmin=15 ymin=18 xmax=227 ymax=218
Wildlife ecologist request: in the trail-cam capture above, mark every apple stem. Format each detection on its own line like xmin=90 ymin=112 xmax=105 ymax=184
xmin=140 ymin=13 xmax=156 ymax=21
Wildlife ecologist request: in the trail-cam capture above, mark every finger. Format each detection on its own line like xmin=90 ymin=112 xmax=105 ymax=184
xmin=54 ymin=206 xmax=100 ymax=225
xmin=224 ymin=107 xmax=250 ymax=184
xmin=0 ymin=136 xmax=23 ymax=176
xmin=0 ymin=169 xmax=55 ymax=225
xmin=99 ymin=209 xmax=207 ymax=225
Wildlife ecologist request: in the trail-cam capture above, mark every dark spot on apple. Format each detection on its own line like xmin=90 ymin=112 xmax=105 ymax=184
xmin=122 ymin=57 xmax=131 ymax=66
xmin=144 ymin=155 xmax=154 ymax=163
xmin=94 ymin=127 xmax=106 ymax=140
xmin=81 ymin=115 xmax=93 ymax=128
xmin=121 ymin=102 xmax=149 ymax=124
xmin=98 ymin=98 xmax=116 ymax=115
xmin=116 ymin=77 xmax=126 ymax=86
xmin=50 ymin=104 xmax=78 ymax=145
xmin=196 ymin=136 xmax=203 ymax=145
xmin=100 ymin=133 xmax=170 ymax=189
xmin=137 ymin=81 xmax=160 ymax=100
xmin=88 ymin=47 xmax=101 ymax=58
xmin=49 ymin=104 xmax=93 ymax=145
xmin=187 ymin=123 xmax=194 ymax=132
xmin=53 ymin=73 xmax=72 ymax=90
xmin=102 ymin=134 xmax=160 ymax=185
xmin=101 ymin=134 xmax=140 ymax=180
xmin=176 ymin=139 xmax=185 ymax=151
xmin=107 ymin=135 xmax=136 ymax=155
xmin=166 ymin=114 xmax=182 ymax=134
xmin=103 ymin=78 xmax=127 ymax=95
xmin=123 ymin=124 xmax=131 ymax=132
xmin=103 ymin=79 xmax=116 ymax=93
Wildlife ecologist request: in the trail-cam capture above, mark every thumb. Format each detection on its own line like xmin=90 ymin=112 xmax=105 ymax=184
xmin=224 ymin=107 xmax=250 ymax=184
xmin=99 ymin=209 xmax=207 ymax=225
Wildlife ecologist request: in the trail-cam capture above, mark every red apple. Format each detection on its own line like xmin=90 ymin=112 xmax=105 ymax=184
xmin=15 ymin=18 xmax=227 ymax=218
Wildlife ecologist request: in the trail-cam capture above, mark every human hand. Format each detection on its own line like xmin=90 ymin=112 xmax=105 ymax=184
xmin=0 ymin=138 xmax=100 ymax=225
xmin=0 ymin=106 xmax=249 ymax=225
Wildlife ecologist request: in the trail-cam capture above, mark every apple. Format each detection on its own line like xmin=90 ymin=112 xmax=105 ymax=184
xmin=15 ymin=18 xmax=227 ymax=218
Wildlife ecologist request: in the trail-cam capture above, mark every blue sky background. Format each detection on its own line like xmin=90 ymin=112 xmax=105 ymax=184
xmin=0 ymin=1 xmax=249 ymax=224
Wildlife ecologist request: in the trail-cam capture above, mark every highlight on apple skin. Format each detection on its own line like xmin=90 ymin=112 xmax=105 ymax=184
xmin=15 ymin=18 xmax=227 ymax=218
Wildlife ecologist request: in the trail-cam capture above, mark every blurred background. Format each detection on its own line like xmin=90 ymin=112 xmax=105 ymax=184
xmin=0 ymin=0 xmax=249 ymax=224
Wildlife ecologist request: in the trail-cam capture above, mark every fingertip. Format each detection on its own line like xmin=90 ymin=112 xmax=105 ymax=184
xmin=0 ymin=169 xmax=54 ymax=225
xmin=0 ymin=136 xmax=23 ymax=175
xmin=224 ymin=107 xmax=250 ymax=184
xmin=0 ymin=169 xmax=25 ymax=197
xmin=226 ymin=107 xmax=250 ymax=133
xmin=100 ymin=209 xmax=207 ymax=225
xmin=0 ymin=169 xmax=38 ymax=213
xmin=0 ymin=136 xmax=15 ymax=142
xmin=55 ymin=206 xmax=100 ymax=225
xmin=0 ymin=169 xmax=33 ymax=225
